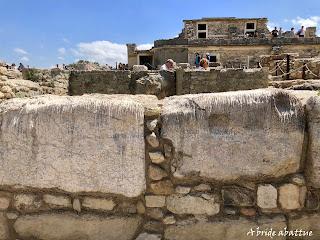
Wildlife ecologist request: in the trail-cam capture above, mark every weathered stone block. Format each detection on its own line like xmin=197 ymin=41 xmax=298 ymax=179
xmin=257 ymin=184 xmax=278 ymax=209
xmin=14 ymin=213 xmax=141 ymax=240
xmin=278 ymin=184 xmax=305 ymax=210
xmin=0 ymin=95 xmax=150 ymax=197
xmin=43 ymin=194 xmax=72 ymax=208
xmin=165 ymin=216 xmax=287 ymax=240
xmin=14 ymin=194 xmax=41 ymax=212
xmin=82 ymin=197 xmax=116 ymax=211
xmin=145 ymin=195 xmax=166 ymax=208
xmin=166 ymin=195 xmax=220 ymax=216
xmin=306 ymin=96 xmax=320 ymax=188
xmin=161 ymin=89 xmax=304 ymax=182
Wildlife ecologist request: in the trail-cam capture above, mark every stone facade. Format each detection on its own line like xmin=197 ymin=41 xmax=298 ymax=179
xmin=0 ymin=90 xmax=318 ymax=239
xmin=176 ymin=67 xmax=268 ymax=94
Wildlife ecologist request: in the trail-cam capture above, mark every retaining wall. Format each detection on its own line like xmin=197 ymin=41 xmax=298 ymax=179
xmin=0 ymin=89 xmax=319 ymax=239
xmin=176 ymin=68 xmax=269 ymax=95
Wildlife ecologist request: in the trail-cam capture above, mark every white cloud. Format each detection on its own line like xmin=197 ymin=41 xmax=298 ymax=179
xmin=20 ymin=56 xmax=29 ymax=62
xmin=72 ymin=40 xmax=153 ymax=66
xmin=58 ymin=56 xmax=65 ymax=61
xmin=14 ymin=48 xmax=28 ymax=55
xmin=292 ymin=16 xmax=320 ymax=28
xmin=58 ymin=47 xmax=66 ymax=55
xmin=137 ymin=43 xmax=153 ymax=50
xmin=267 ymin=22 xmax=278 ymax=31
xmin=73 ymin=41 xmax=127 ymax=65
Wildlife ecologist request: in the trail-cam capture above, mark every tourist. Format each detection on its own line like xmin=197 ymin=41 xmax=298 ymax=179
xmin=18 ymin=63 xmax=25 ymax=71
xmin=160 ymin=59 xmax=175 ymax=71
xmin=199 ymin=58 xmax=209 ymax=70
xmin=289 ymin=27 xmax=295 ymax=37
xmin=195 ymin=53 xmax=201 ymax=67
xmin=206 ymin=53 xmax=210 ymax=61
xmin=297 ymin=26 xmax=305 ymax=37
xmin=278 ymin=27 xmax=283 ymax=37
xmin=271 ymin=27 xmax=278 ymax=37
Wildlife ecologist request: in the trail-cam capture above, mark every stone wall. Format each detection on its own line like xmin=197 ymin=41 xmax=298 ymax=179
xmin=176 ymin=67 xmax=269 ymax=95
xmin=22 ymin=68 xmax=70 ymax=95
xmin=0 ymin=89 xmax=319 ymax=239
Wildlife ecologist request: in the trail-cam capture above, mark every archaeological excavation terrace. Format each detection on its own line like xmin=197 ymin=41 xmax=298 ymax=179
xmin=0 ymin=16 xmax=319 ymax=240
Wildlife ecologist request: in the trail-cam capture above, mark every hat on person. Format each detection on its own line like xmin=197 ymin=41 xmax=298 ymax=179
xmin=166 ymin=59 xmax=174 ymax=64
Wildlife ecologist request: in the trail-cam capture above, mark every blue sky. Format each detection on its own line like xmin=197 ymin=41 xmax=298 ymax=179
xmin=0 ymin=0 xmax=319 ymax=68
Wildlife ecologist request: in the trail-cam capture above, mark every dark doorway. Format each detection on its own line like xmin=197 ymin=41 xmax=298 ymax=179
xmin=209 ymin=56 xmax=217 ymax=62
xmin=139 ymin=55 xmax=153 ymax=69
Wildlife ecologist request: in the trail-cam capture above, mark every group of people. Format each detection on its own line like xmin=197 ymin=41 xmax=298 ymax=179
xmin=271 ymin=26 xmax=306 ymax=38
xmin=4 ymin=63 xmax=27 ymax=72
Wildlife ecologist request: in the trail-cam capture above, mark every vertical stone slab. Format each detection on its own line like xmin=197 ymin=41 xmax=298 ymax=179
xmin=306 ymin=96 xmax=320 ymax=188
xmin=0 ymin=95 xmax=151 ymax=197
xmin=161 ymin=89 xmax=305 ymax=181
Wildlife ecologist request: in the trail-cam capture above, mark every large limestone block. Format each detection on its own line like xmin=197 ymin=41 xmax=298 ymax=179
xmin=306 ymin=96 xmax=320 ymax=188
xmin=161 ymin=89 xmax=305 ymax=181
xmin=0 ymin=95 xmax=156 ymax=197
xmin=165 ymin=216 xmax=287 ymax=240
xmin=14 ymin=213 xmax=142 ymax=240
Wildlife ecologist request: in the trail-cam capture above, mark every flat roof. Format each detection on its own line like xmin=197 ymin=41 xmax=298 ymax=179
xmin=183 ymin=17 xmax=268 ymax=22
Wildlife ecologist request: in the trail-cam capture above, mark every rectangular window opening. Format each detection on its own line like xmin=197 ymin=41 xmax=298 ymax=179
xmin=246 ymin=23 xmax=255 ymax=30
xmin=198 ymin=24 xmax=207 ymax=31
xmin=198 ymin=32 xmax=207 ymax=39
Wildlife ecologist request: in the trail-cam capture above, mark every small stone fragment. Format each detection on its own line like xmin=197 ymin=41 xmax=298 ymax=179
xmin=193 ymin=184 xmax=211 ymax=192
xmin=119 ymin=202 xmax=137 ymax=214
xmin=290 ymin=174 xmax=306 ymax=186
xmin=143 ymin=221 xmax=164 ymax=233
xmin=150 ymin=180 xmax=174 ymax=195
xmin=1 ymin=85 xmax=11 ymax=93
xmin=224 ymin=207 xmax=237 ymax=215
xmin=147 ymin=208 xmax=164 ymax=220
xmin=145 ymin=196 xmax=166 ymax=208
xmin=146 ymin=133 xmax=159 ymax=148
xmin=305 ymin=191 xmax=319 ymax=210
xmin=240 ymin=208 xmax=256 ymax=217
xmin=82 ymin=197 xmax=115 ymax=211
xmin=149 ymin=165 xmax=168 ymax=181
xmin=6 ymin=212 xmax=19 ymax=220
xmin=136 ymin=201 xmax=146 ymax=214
xmin=73 ymin=198 xmax=81 ymax=213
xmin=0 ymin=197 xmax=10 ymax=210
xmin=257 ymin=184 xmax=278 ymax=209
xmin=146 ymin=119 xmax=158 ymax=131
xmin=163 ymin=215 xmax=176 ymax=225
xmin=43 ymin=194 xmax=72 ymax=208
xmin=201 ymin=194 xmax=215 ymax=201
xmin=14 ymin=194 xmax=41 ymax=211
xmin=175 ymin=186 xmax=191 ymax=195
xmin=149 ymin=152 xmax=165 ymax=164
xmin=164 ymin=144 xmax=173 ymax=158
xmin=222 ymin=186 xmax=255 ymax=207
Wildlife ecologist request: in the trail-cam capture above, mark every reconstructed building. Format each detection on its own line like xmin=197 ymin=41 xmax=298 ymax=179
xmin=127 ymin=17 xmax=320 ymax=69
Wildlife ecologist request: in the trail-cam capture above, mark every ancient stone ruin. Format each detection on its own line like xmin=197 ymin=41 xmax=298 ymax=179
xmin=0 ymin=16 xmax=319 ymax=240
